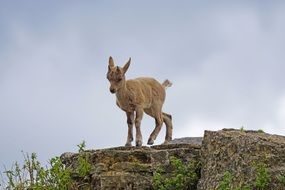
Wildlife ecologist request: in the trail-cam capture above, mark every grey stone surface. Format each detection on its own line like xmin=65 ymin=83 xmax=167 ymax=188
xmin=61 ymin=142 xmax=200 ymax=190
xmin=197 ymin=129 xmax=285 ymax=190
xmin=61 ymin=130 xmax=285 ymax=189
xmin=169 ymin=137 xmax=203 ymax=145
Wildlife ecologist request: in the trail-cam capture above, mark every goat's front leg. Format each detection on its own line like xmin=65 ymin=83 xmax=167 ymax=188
xmin=135 ymin=108 xmax=144 ymax=147
xmin=125 ymin=111 xmax=134 ymax=147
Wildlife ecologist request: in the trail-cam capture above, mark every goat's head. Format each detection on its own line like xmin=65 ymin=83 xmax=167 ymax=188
xmin=107 ymin=56 xmax=131 ymax=94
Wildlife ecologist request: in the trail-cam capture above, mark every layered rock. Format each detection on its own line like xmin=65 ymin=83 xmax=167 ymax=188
xmin=61 ymin=143 xmax=201 ymax=190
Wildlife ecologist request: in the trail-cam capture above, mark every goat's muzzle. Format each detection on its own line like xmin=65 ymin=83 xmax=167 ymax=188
xmin=110 ymin=88 xmax=116 ymax=94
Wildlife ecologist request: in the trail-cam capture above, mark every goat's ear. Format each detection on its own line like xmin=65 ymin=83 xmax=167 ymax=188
xmin=109 ymin=56 xmax=115 ymax=68
xmin=123 ymin=57 xmax=131 ymax=74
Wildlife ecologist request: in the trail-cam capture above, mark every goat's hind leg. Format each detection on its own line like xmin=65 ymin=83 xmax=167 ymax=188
xmin=125 ymin=112 xmax=134 ymax=147
xmin=162 ymin=112 xmax=173 ymax=144
xmin=147 ymin=112 xmax=164 ymax=145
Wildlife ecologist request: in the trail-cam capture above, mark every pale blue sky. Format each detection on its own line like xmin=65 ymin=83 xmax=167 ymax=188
xmin=1 ymin=1 xmax=285 ymax=170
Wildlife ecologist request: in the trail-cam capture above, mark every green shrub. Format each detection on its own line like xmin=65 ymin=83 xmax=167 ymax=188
xmin=257 ymin=129 xmax=264 ymax=133
xmin=77 ymin=153 xmax=91 ymax=177
xmin=218 ymin=162 xmax=271 ymax=190
xmin=2 ymin=152 xmax=73 ymax=190
xmin=277 ymin=173 xmax=285 ymax=186
xmin=254 ymin=162 xmax=270 ymax=189
xmin=218 ymin=171 xmax=233 ymax=190
xmin=76 ymin=141 xmax=91 ymax=177
xmin=0 ymin=141 xmax=92 ymax=189
xmin=153 ymin=156 xmax=200 ymax=190
xmin=45 ymin=157 xmax=73 ymax=189
xmin=218 ymin=171 xmax=253 ymax=190
xmin=235 ymin=185 xmax=252 ymax=190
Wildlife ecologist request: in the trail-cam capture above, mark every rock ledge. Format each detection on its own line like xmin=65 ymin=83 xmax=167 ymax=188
xmin=61 ymin=129 xmax=285 ymax=190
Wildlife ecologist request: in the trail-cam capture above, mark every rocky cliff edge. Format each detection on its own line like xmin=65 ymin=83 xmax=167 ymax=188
xmin=61 ymin=129 xmax=285 ymax=190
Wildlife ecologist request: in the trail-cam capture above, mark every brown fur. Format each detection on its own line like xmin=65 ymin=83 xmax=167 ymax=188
xmin=107 ymin=56 xmax=173 ymax=147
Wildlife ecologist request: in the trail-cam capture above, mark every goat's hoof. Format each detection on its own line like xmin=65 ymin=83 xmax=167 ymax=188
xmin=136 ymin=140 xmax=142 ymax=147
xmin=147 ymin=138 xmax=154 ymax=145
xmin=162 ymin=140 xmax=170 ymax=145
xmin=125 ymin=142 xmax=132 ymax=147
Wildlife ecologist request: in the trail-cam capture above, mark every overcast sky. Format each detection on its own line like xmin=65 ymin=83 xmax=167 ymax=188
xmin=1 ymin=1 xmax=285 ymax=170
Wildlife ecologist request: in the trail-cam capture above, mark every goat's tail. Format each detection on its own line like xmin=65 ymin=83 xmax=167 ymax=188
xmin=162 ymin=79 xmax=173 ymax=89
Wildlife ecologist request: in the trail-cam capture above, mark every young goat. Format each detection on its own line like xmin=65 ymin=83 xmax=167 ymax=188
xmin=107 ymin=56 xmax=173 ymax=147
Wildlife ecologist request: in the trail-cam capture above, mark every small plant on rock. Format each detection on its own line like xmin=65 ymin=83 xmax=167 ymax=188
xmin=277 ymin=173 xmax=285 ymax=186
xmin=77 ymin=141 xmax=87 ymax=153
xmin=254 ymin=162 xmax=270 ymax=190
xmin=235 ymin=185 xmax=252 ymax=190
xmin=218 ymin=171 xmax=233 ymax=190
xmin=218 ymin=171 xmax=252 ymax=190
xmin=153 ymin=156 xmax=200 ymax=190
xmin=76 ymin=141 xmax=91 ymax=177
xmin=257 ymin=129 xmax=265 ymax=133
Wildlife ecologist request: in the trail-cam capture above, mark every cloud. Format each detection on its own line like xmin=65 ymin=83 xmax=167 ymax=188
xmin=277 ymin=95 xmax=285 ymax=131
xmin=175 ymin=118 xmax=229 ymax=138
